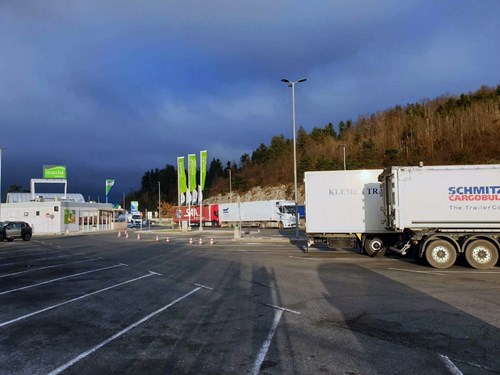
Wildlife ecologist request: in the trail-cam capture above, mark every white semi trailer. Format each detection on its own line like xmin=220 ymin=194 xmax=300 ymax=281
xmin=305 ymin=165 xmax=500 ymax=270
xmin=305 ymin=170 xmax=390 ymax=254
xmin=219 ymin=200 xmax=296 ymax=229
xmin=379 ymin=164 xmax=500 ymax=269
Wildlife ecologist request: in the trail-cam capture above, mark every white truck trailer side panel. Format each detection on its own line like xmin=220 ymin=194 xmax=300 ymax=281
xmin=385 ymin=165 xmax=500 ymax=229
xmin=219 ymin=200 xmax=294 ymax=223
xmin=219 ymin=203 xmax=241 ymax=222
xmin=305 ymin=170 xmax=388 ymax=234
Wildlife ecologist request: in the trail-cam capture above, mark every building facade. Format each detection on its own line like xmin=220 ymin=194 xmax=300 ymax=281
xmin=1 ymin=193 xmax=125 ymax=234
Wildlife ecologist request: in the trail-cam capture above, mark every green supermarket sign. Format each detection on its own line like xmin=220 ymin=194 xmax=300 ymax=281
xmin=43 ymin=165 xmax=67 ymax=179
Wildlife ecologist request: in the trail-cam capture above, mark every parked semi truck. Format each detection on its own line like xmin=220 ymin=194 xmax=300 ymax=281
xmin=173 ymin=204 xmax=220 ymax=226
xmin=379 ymin=164 xmax=500 ymax=269
xmin=305 ymin=165 xmax=500 ymax=270
xmin=305 ymin=170 xmax=389 ymax=254
xmin=219 ymin=200 xmax=296 ymax=229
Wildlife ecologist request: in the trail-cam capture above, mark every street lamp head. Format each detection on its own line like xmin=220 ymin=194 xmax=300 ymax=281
xmin=281 ymin=78 xmax=306 ymax=87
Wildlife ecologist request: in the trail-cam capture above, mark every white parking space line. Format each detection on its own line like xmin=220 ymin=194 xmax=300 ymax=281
xmin=436 ymin=270 xmax=500 ymax=274
xmin=0 ymin=258 xmax=100 ymax=279
xmin=439 ymin=354 xmax=463 ymax=375
xmin=0 ymin=272 xmax=156 ymax=329
xmin=264 ymin=304 xmax=301 ymax=315
xmin=389 ymin=267 xmax=500 ymax=275
xmin=194 ymin=283 xmax=213 ymax=290
xmin=0 ymin=264 xmax=127 ymax=296
xmin=0 ymin=248 xmax=66 ymax=260
xmin=250 ymin=308 xmax=284 ymax=375
xmin=0 ymin=252 xmax=86 ymax=268
xmin=388 ymin=267 xmax=447 ymax=276
xmin=288 ymin=256 xmax=321 ymax=261
xmin=47 ymin=286 xmax=203 ymax=375
xmin=236 ymin=249 xmax=279 ymax=253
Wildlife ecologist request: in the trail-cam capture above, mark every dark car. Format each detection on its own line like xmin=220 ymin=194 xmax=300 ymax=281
xmin=0 ymin=221 xmax=32 ymax=242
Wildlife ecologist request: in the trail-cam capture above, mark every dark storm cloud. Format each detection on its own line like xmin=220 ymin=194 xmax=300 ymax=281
xmin=1 ymin=0 xmax=499 ymax=202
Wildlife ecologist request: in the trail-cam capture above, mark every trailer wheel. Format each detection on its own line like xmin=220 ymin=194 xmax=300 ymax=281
xmin=424 ymin=240 xmax=457 ymax=269
xmin=465 ymin=240 xmax=499 ymax=270
xmin=278 ymin=221 xmax=284 ymax=230
xmin=364 ymin=237 xmax=385 ymax=257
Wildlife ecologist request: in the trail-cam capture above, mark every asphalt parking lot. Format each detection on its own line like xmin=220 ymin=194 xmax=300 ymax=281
xmin=1 ymin=229 xmax=499 ymax=374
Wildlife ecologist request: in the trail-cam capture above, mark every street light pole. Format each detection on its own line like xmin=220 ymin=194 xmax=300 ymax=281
xmin=0 ymin=147 xmax=3 ymax=221
xmin=228 ymin=168 xmax=232 ymax=203
xmin=341 ymin=145 xmax=346 ymax=170
xmin=281 ymin=78 xmax=306 ymax=239
xmin=157 ymin=181 xmax=161 ymax=224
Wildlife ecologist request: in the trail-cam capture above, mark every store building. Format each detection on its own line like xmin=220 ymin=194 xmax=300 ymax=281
xmin=1 ymin=193 xmax=126 ymax=235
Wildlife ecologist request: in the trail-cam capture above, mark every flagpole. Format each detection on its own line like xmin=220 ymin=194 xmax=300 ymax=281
xmin=177 ymin=156 xmax=181 ymax=210
xmin=188 ymin=156 xmax=191 ymax=229
xmin=197 ymin=152 xmax=200 ymax=231
xmin=177 ymin=157 xmax=182 ymax=232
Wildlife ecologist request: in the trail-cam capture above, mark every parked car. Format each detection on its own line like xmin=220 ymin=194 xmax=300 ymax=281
xmin=0 ymin=221 xmax=33 ymax=242
xmin=131 ymin=214 xmax=143 ymax=227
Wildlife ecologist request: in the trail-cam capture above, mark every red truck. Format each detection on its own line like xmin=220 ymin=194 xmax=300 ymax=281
xmin=173 ymin=204 xmax=220 ymax=227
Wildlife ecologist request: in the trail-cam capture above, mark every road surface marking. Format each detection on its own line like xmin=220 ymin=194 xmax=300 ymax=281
xmin=0 ymin=264 xmax=127 ymax=296
xmin=0 ymin=272 xmax=156 ymax=328
xmin=264 ymin=303 xmax=301 ymax=315
xmin=250 ymin=302 xmax=302 ymax=374
xmin=250 ymin=308 xmax=284 ymax=375
xmin=0 ymin=248 xmax=71 ymax=260
xmin=436 ymin=270 xmax=500 ymax=274
xmin=194 ymin=283 xmax=213 ymax=290
xmin=289 ymin=256 xmax=321 ymax=261
xmin=47 ymin=286 xmax=203 ymax=375
xmin=439 ymin=354 xmax=463 ymax=375
xmin=0 ymin=258 xmax=100 ymax=279
xmin=388 ymin=267 xmax=447 ymax=276
xmin=0 ymin=252 xmax=86 ymax=268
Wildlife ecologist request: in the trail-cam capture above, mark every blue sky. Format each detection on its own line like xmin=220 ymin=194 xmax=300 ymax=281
xmin=1 ymin=0 xmax=499 ymax=203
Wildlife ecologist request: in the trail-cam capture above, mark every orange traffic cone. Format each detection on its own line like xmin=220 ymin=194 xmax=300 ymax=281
xmin=125 ymin=232 xmax=129 ymax=239
xmin=199 ymin=238 xmax=203 ymax=245
xmin=137 ymin=233 xmax=141 ymax=240
xmin=189 ymin=237 xmax=193 ymax=245
xmin=210 ymin=238 xmax=214 ymax=245
xmin=156 ymin=235 xmax=159 ymax=242
xmin=117 ymin=231 xmax=121 ymax=237
xmin=166 ymin=237 xmax=170 ymax=243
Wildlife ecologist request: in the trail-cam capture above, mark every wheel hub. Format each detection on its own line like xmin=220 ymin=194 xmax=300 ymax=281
xmin=472 ymin=246 xmax=491 ymax=264
xmin=433 ymin=246 xmax=449 ymax=263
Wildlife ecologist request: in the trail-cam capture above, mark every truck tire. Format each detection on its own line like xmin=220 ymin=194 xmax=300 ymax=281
xmin=364 ymin=237 xmax=385 ymax=256
xmin=465 ymin=240 xmax=499 ymax=270
xmin=424 ymin=240 xmax=457 ymax=269
xmin=278 ymin=221 xmax=284 ymax=230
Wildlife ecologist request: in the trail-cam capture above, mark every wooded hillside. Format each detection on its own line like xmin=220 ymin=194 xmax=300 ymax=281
xmin=132 ymin=85 xmax=500 ymax=211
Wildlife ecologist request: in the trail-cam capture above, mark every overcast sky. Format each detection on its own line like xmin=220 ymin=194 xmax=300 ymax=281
xmin=1 ymin=0 xmax=499 ymax=203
